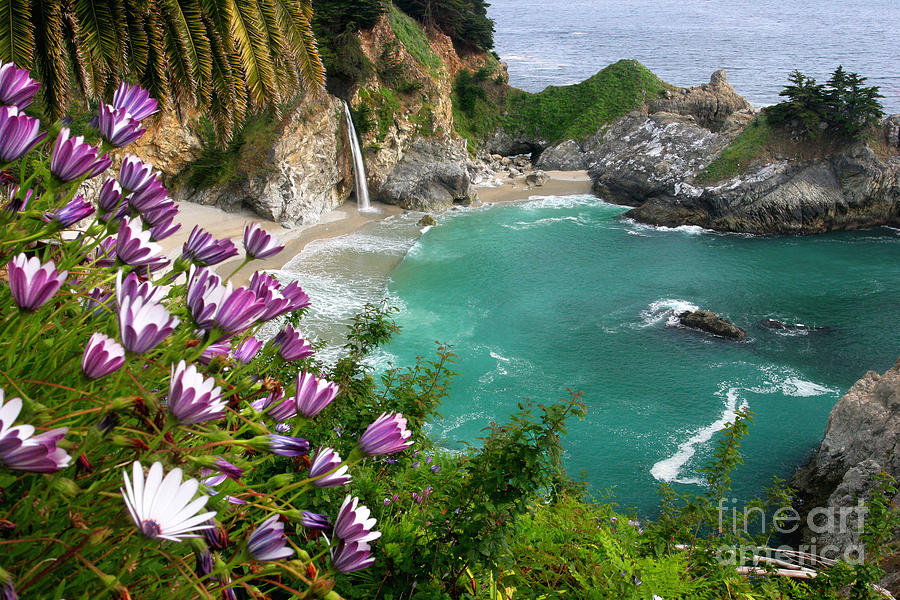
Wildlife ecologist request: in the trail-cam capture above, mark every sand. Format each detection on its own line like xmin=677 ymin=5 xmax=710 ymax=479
xmin=164 ymin=170 xmax=593 ymax=282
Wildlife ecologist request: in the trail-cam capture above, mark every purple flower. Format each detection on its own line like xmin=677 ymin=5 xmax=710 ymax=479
xmin=249 ymin=272 xmax=310 ymax=320
xmin=195 ymin=548 xmax=214 ymax=577
xmin=112 ymin=82 xmax=159 ymax=122
xmin=247 ymin=515 xmax=294 ymax=561
xmin=186 ymin=266 xmax=228 ymax=329
xmin=300 ymin=511 xmax=332 ymax=532
xmin=232 ymin=336 xmax=262 ymax=363
xmin=3 ymin=186 xmax=32 ymax=213
xmin=47 ymin=194 xmax=95 ymax=226
xmin=357 ymin=412 xmax=413 ymax=457
xmin=84 ymin=287 xmax=113 ymax=317
xmin=0 ymin=61 xmax=40 ymax=109
xmin=0 ymin=106 xmax=46 ymax=163
xmin=117 ymin=273 xmax=179 ymax=353
xmin=274 ymin=422 xmax=291 ymax=433
xmin=271 ymin=324 xmax=313 ymax=362
xmin=214 ymin=457 xmax=243 ymax=480
xmin=81 ymin=332 xmax=126 ymax=379
xmin=0 ymin=389 xmax=71 ymax=472
xmin=309 ymin=447 xmax=351 ymax=488
xmin=128 ymin=178 xmax=169 ymax=213
xmin=214 ymin=287 xmax=266 ymax=335
xmin=116 ymin=217 xmax=163 ymax=267
xmin=142 ymin=199 xmax=180 ymax=241
xmin=267 ymin=434 xmax=309 ymax=457
xmin=50 ymin=128 xmax=110 ymax=181
xmin=116 ymin=269 xmax=163 ymax=306
xmin=293 ymin=371 xmax=339 ymax=418
xmin=252 ymin=388 xmax=291 ymax=420
xmin=411 ymin=461 xmax=420 ymax=468
xmin=168 ymin=360 xmax=226 ymax=424
xmin=430 ymin=464 xmax=441 ymax=473
xmin=331 ymin=539 xmax=376 ymax=573
xmin=181 ymin=226 xmax=238 ymax=266
xmin=243 ymin=222 xmax=284 ymax=259
xmin=198 ymin=341 xmax=232 ymax=365
xmin=7 ymin=253 xmax=67 ymax=311
xmin=203 ymin=519 xmax=230 ymax=550
xmin=98 ymin=177 xmax=124 ymax=213
xmin=118 ymin=154 xmax=158 ymax=193
xmin=333 ymin=495 xmax=380 ymax=543
xmin=95 ymin=103 xmax=145 ymax=147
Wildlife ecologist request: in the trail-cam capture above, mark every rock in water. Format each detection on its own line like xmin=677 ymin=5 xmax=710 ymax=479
xmin=417 ymin=214 xmax=437 ymax=227
xmin=677 ymin=310 xmax=746 ymax=340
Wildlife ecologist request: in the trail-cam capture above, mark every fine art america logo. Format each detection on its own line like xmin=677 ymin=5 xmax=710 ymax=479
xmin=715 ymin=498 xmax=867 ymax=564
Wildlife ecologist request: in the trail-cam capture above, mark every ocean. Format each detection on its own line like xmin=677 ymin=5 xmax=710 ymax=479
xmin=488 ymin=0 xmax=900 ymax=114
xmin=271 ymin=2 xmax=900 ymax=514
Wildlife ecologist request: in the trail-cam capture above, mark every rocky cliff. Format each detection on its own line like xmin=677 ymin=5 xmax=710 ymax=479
xmin=130 ymin=11 xmax=491 ymax=225
xmin=791 ymin=359 xmax=900 ymax=568
xmin=574 ymin=71 xmax=900 ymax=235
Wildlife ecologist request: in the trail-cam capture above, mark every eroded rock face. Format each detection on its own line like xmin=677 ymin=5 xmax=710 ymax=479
xmin=179 ymin=95 xmax=352 ymax=226
xmin=649 ymin=70 xmax=754 ymax=132
xmin=377 ymin=139 xmax=477 ymax=210
xmin=677 ymin=310 xmax=746 ymax=340
xmin=791 ymin=358 xmax=900 ymax=564
xmin=624 ymin=144 xmax=900 ymax=234
xmin=588 ymin=112 xmax=732 ymax=206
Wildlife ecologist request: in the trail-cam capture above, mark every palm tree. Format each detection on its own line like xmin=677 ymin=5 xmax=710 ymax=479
xmin=0 ymin=0 xmax=325 ymax=138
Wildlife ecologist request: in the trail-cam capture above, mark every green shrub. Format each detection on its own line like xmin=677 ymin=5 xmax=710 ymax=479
xmin=766 ymin=66 xmax=885 ymax=140
xmin=695 ymin=115 xmax=774 ymax=183
xmin=387 ymin=4 xmax=443 ymax=76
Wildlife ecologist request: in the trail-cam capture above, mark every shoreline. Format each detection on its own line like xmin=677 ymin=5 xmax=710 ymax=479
xmin=165 ymin=170 xmax=594 ymax=284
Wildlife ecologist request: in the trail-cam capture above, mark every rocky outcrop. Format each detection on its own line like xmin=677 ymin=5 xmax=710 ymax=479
xmin=128 ymin=110 xmax=203 ymax=186
xmin=624 ymin=143 xmax=900 ymax=234
xmin=180 ymin=95 xmax=352 ymax=226
xmin=677 ymin=310 xmax=746 ymax=340
xmin=648 ymin=70 xmax=754 ymax=132
xmin=791 ymin=358 xmax=900 ymax=561
xmin=588 ymin=111 xmax=733 ymax=206
xmin=377 ymin=139 xmax=476 ymax=210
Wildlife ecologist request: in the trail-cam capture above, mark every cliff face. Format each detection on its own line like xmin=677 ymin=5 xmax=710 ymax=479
xmin=133 ymin=10 xmax=488 ymax=224
xmin=790 ymin=359 xmax=900 ymax=571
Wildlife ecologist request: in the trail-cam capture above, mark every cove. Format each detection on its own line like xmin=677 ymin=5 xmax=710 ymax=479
xmin=383 ymin=194 xmax=900 ymax=515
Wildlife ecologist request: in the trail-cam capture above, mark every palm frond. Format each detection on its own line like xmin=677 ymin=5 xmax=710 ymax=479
xmin=139 ymin=9 xmax=169 ymax=109
xmin=227 ymin=0 xmax=277 ymax=107
xmin=271 ymin=0 xmax=322 ymax=93
xmin=161 ymin=4 xmax=196 ymax=107
xmin=123 ymin=0 xmax=149 ymax=72
xmin=0 ymin=0 xmax=33 ymax=66
xmin=30 ymin=0 xmax=66 ymax=119
xmin=72 ymin=0 xmax=120 ymax=94
xmin=163 ymin=0 xmax=212 ymax=103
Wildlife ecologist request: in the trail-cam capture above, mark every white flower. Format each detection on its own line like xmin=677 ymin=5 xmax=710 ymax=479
xmin=121 ymin=461 xmax=216 ymax=541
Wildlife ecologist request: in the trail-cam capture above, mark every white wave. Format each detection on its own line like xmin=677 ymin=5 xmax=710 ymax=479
xmin=627 ymin=230 xmax=650 ymax=237
xmin=519 ymin=194 xmax=613 ymax=210
xmin=502 ymin=215 xmax=587 ymax=230
xmin=489 ymin=351 xmax=511 ymax=362
xmin=571 ymin=31 xmax=587 ymax=35
xmin=640 ymin=298 xmax=700 ymax=327
xmin=419 ymin=225 xmax=433 ymax=234
xmin=779 ymin=377 xmax=838 ymax=397
xmin=651 ymin=387 xmax=748 ymax=484
xmin=625 ymin=219 xmax=711 ymax=236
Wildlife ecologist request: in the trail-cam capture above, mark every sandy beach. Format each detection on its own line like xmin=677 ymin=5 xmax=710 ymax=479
xmin=163 ymin=170 xmax=593 ymax=283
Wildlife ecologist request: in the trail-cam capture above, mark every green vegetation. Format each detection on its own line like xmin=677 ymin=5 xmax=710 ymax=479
xmin=766 ymin=66 xmax=885 ymax=140
xmin=387 ymin=4 xmax=444 ymax=76
xmin=505 ymin=59 xmax=672 ymax=143
xmin=452 ymin=59 xmax=672 ymax=154
xmin=394 ymin=0 xmax=494 ymax=52
xmin=358 ymin=87 xmax=402 ymax=142
xmin=453 ymin=64 xmax=507 ymax=154
xmin=695 ymin=115 xmax=775 ymax=183
xmin=181 ymin=110 xmax=285 ymax=189
xmin=312 ymin=0 xmax=385 ymax=89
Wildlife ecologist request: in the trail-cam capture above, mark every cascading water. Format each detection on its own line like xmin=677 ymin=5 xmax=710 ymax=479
xmin=342 ymin=100 xmax=371 ymax=211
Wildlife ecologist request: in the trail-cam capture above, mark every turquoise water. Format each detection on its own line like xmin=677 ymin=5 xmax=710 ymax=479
xmin=383 ymin=196 xmax=900 ymax=514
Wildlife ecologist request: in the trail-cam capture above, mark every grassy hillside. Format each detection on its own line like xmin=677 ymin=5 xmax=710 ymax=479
xmin=452 ymin=59 xmax=675 ymax=153
xmin=505 ymin=59 xmax=673 ymax=142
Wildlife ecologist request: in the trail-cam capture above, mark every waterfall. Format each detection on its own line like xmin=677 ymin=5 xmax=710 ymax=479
xmin=342 ymin=100 xmax=371 ymax=211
